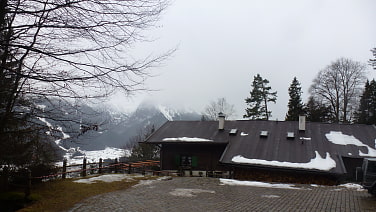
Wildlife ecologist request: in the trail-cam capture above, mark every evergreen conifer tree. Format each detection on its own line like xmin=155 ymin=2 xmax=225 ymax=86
xmin=285 ymin=77 xmax=304 ymax=121
xmin=305 ymin=97 xmax=332 ymax=122
xmin=356 ymin=79 xmax=376 ymax=124
xmin=244 ymin=74 xmax=277 ymax=120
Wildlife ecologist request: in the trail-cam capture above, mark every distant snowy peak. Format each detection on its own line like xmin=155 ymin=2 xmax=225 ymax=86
xmin=157 ymin=105 xmax=181 ymax=121
xmin=133 ymin=101 xmax=200 ymax=122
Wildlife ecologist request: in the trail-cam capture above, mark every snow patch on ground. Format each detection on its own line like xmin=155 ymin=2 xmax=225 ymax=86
xmin=169 ymin=188 xmax=215 ymax=197
xmin=37 ymin=106 xmax=129 ymax=167
xmin=57 ymin=126 xmax=70 ymax=139
xmin=339 ymin=183 xmax=364 ymax=191
xmin=133 ymin=176 xmax=172 ymax=188
xmin=37 ymin=117 xmax=70 ymax=149
xmin=73 ymin=174 xmax=144 ymax=184
xmin=163 ymin=137 xmax=213 ymax=142
xmin=37 ymin=117 xmax=53 ymax=128
xmin=220 ymin=179 xmax=302 ymax=190
xmin=261 ymin=195 xmax=280 ymax=198
xmin=60 ymin=147 xmax=129 ymax=166
xmin=232 ymin=151 xmax=336 ymax=171
xmin=36 ymin=104 xmax=47 ymax=110
xmin=325 ymin=131 xmax=376 ymax=157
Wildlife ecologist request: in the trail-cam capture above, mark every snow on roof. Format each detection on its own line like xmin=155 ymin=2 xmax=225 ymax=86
xmin=231 ymin=151 xmax=336 ymax=171
xmin=300 ymin=137 xmax=312 ymax=141
xmin=325 ymin=131 xmax=376 ymax=157
xmin=240 ymin=132 xmax=248 ymax=136
xmin=220 ymin=179 xmax=302 ymax=190
xmin=162 ymin=137 xmax=213 ymax=142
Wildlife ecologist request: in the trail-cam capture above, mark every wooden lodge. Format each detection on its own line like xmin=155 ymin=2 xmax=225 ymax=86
xmin=143 ymin=115 xmax=376 ymax=184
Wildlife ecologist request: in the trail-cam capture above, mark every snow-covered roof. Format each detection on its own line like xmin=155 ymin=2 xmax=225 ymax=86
xmin=144 ymin=120 xmax=376 ymax=174
xmin=163 ymin=137 xmax=213 ymax=142
xmin=143 ymin=121 xmax=229 ymax=144
xmin=232 ymin=151 xmax=336 ymax=171
xmin=325 ymin=131 xmax=376 ymax=157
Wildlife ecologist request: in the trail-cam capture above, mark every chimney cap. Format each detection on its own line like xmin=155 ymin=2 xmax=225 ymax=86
xmin=218 ymin=112 xmax=226 ymax=118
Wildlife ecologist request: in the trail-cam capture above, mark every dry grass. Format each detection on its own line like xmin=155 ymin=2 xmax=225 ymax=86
xmin=18 ymin=174 xmax=157 ymax=212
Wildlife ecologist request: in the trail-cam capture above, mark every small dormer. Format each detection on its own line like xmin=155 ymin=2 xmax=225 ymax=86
xmin=287 ymin=132 xmax=295 ymax=139
xmin=229 ymin=129 xmax=238 ymax=136
xmin=260 ymin=130 xmax=268 ymax=138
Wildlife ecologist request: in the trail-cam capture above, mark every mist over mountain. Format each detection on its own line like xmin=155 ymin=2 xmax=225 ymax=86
xmin=55 ymin=100 xmax=201 ymax=151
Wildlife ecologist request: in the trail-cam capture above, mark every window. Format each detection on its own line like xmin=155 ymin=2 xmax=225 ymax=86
xmin=181 ymin=155 xmax=192 ymax=167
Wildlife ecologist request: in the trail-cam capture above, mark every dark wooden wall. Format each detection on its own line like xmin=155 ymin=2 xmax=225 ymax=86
xmin=341 ymin=157 xmax=364 ymax=181
xmin=233 ymin=166 xmax=339 ymax=185
xmin=161 ymin=143 xmax=227 ymax=171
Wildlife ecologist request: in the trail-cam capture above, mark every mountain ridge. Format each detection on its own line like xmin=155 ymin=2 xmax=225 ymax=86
xmin=56 ymin=101 xmax=202 ymax=151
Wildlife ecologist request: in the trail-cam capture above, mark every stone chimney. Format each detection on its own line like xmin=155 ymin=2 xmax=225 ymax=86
xmin=218 ymin=112 xmax=225 ymax=130
xmin=299 ymin=115 xmax=306 ymax=131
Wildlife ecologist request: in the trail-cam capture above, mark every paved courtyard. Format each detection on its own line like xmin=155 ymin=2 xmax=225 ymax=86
xmin=68 ymin=177 xmax=376 ymax=212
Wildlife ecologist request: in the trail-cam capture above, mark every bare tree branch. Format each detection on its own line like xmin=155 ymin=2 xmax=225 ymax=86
xmin=203 ymin=97 xmax=236 ymax=120
xmin=309 ymin=58 xmax=367 ymax=123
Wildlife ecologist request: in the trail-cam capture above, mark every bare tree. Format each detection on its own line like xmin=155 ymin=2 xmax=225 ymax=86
xmin=309 ymin=58 xmax=367 ymax=123
xmin=126 ymin=124 xmax=159 ymax=161
xmin=371 ymin=48 xmax=376 ymax=69
xmin=0 ymin=1 xmax=170 ymax=168
xmin=0 ymin=0 xmax=171 ymax=133
xmin=203 ymin=97 xmax=236 ymax=120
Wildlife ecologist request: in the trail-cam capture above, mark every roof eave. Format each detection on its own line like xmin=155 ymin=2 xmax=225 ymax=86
xmin=220 ymin=162 xmax=343 ymax=175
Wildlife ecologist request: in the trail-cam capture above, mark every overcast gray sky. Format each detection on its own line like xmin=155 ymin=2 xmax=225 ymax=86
xmin=111 ymin=0 xmax=376 ymax=120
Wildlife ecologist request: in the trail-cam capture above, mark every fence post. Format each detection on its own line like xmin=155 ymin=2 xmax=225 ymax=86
xmin=62 ymin=159 xmax=67 ymax=179
xmin=128 ymin=164 xmax=131 ymax=174
xmin=24 ymin=169 xmax=31 ymax=200
xmin=2 ymin=166 xmax=9 ymax=191
xmin=99 ymin=158 xmax=103 ymax=174
xmin=82 ymin=158 xmax=87 ymax=177
xmin=114 ymin=158 xmax=118 ymax=173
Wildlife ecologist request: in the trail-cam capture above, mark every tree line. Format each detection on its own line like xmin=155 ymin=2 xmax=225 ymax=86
xmin=242 ymin=56 xmax=376 ymax=124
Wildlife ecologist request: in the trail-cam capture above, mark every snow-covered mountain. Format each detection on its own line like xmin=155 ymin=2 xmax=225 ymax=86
xmin=35 ymin=99 xmax=201 ymax=164
xmin=53 ymin=100 xmax=201 ymax=152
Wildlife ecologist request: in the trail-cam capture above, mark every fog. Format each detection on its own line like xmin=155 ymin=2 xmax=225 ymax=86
xmin=111 ymin=0 xmax=376 ymax=120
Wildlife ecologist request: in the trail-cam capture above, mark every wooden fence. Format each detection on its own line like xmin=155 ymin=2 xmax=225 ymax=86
xmin=0 ymin=159 xmax=161 ymax=199
xmin=41 ymin=158 xmax=161 ymax=180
